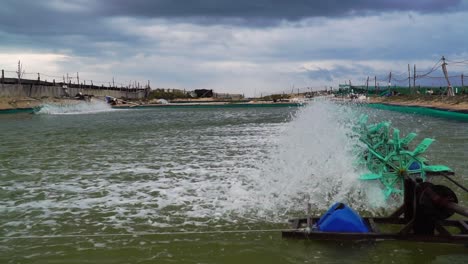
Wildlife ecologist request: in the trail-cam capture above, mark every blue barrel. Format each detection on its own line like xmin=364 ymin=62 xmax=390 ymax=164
xmin=317 ymin=203 xmax=369 ymax=233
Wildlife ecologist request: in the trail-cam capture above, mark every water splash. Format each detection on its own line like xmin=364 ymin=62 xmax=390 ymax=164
xmin=226 ymin=99 xmax=388 ymax=221
xmin=35 ymin=100 xmax=114 ymax=115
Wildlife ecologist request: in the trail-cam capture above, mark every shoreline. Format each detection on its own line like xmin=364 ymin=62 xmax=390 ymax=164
xmin=3 ymin=95 xmax=468 ymax=115
xmin=369 ymin=95 xmax=468 ymax=113
xmin=0 ymin=97 xmax=304 ymax=114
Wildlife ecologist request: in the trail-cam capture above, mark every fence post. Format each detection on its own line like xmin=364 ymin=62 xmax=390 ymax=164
xmin=1 ymin=69 xmax=3 ymax=84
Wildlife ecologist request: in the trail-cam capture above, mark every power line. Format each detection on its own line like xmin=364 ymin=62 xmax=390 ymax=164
xmin=446 ymin=59 xmax=468 ymax=64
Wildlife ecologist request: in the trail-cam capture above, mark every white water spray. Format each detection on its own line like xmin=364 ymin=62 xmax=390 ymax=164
xmin=227 ymin=100 xmax=387 ymax=221
xmin=36 ymin=100 xmax=114 ymax=115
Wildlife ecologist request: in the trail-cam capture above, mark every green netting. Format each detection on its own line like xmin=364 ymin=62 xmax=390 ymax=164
xmin=366 ymin=104 xmax=468 ymax=121
xmin=337 ymin=85 xmax=468 ymax=96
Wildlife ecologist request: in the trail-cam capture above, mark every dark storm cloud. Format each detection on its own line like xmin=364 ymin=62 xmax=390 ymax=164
xmin=0 ymin=0 xmax=465 ymax=35
xmin=98 ymin=0 xmax=463 ymax=20
xmin=0 ymin=0 xmax=464 ymax=49
xmin=0 ymin=1 xmax=141 ymax=56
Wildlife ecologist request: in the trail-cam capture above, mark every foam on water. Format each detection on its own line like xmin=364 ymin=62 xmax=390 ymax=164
xmin=35 ymin=100 xmax=114 ymax=115
xmin=223 ymin=100 xmax=387 ymax=221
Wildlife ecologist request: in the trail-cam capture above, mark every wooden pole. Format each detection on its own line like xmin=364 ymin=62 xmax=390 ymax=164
xmin=388 ymin=71 xmax=392 ymax=94
xmin=413 ymin=64 xmax=416 ymax=92
xmin=17 ymin=61 xmax=22 ymax=86
xmin=374 ymin=76 xmax=377 ymax=95
xmin=441 ymin=56 xmax=454 ymax=96
xmin=461 ymin=74 xmax=464 ymax=87
xmin=408 ymin=64 xmax=411 ymax=93
xmin=1 ymin=69 xmax=4 ymax=84
xmin=366 ymin=76 xmax=369 ymax=97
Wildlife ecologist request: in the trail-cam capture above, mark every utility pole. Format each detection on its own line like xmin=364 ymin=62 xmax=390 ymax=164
xmin=17 ymin=60 xmax=24 ymax=86
xmin=413 ymin=64 xmax=416 ymax=91
xmin=388 ymin=71 xmax=392 ymax=94
xmin=408 ymin=64 xmax=411 ymax=93
xmin=77 ymin=72 xmax=80 ymax=88
xmin=441 ymin=56 xmax=455 ymax=96
xmin=462 ymin=74 xmax=464 ymax=88
xmin=374 ymin=76 xmax=377 ymax=94
xmin=366 ymin=76 xmax=369 ymax=97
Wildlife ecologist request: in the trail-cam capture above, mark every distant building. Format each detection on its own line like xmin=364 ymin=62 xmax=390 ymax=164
xmin=194 ymin=89 xmax=213 ymax=98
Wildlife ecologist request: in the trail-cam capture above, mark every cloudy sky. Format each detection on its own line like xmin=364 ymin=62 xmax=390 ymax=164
xmin=1 ymin=0 xmax=468 ymax=96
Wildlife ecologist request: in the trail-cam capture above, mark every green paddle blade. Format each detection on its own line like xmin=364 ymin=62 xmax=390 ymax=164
xmin=360 ymin=173 xmax=381 ymax=180
xmin=411 ymin=138 xmax=434 ymax=156
xmin=424 ymin=165 xmax=452 ymax=172
xmin=401 ymin=132 xmax=417 ymax=146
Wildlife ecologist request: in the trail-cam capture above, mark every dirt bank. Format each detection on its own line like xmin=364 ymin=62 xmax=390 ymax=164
xmin=370 ymin=95 xmax=468 ymax=112
xmin=0 ymin=97 xmax=102 ymax=111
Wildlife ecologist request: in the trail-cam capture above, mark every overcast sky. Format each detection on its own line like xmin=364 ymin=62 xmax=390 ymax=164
xmin=1 ymin=0 xmax=468 ymax=96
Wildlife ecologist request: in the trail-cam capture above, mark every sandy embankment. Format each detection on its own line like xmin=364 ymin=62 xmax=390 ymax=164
xmin=370 ymin=95 xmax=468 ymax=112
xmin=0 ymin=97 xmax=92 ymax=110
xmin=0 ymin=97 xmax=42 ymax=110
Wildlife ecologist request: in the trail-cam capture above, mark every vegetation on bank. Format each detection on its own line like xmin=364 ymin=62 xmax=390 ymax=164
xmin=147 ymin=89 xmax=189 ymax=100
xmin=259 ymin=93 xmax=291 ymax=101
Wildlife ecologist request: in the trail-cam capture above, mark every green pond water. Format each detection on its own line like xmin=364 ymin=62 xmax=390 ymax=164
xmin=1 ymin=100 xmax=467 ymax=263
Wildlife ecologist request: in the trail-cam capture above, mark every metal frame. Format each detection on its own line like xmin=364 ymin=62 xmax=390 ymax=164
xmin=282 ymin=176 xmax=468 ymax=244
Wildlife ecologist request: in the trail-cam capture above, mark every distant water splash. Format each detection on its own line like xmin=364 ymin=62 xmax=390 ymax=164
xmin=225 ymin=100 xmax=388 ymax=221
xmin=35 ymin=100 xmax=114 ymax=115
